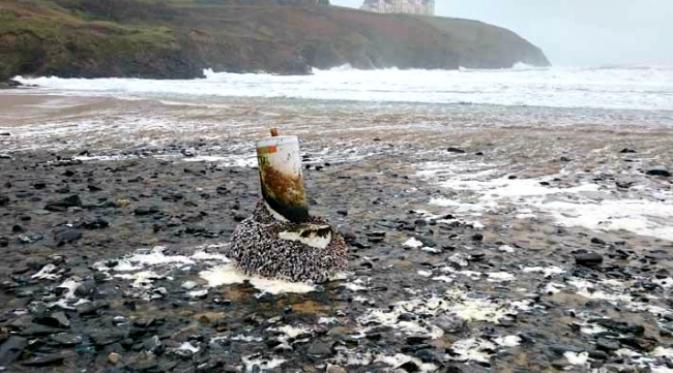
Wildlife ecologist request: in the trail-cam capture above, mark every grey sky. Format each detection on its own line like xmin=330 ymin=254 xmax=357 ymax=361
xmin=331 ymin=0 xmax=673 ymax=66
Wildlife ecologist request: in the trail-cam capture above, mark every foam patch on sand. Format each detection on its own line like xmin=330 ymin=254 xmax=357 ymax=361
xmin=522 ymin=266 xmax=565 ymax=277
xmin=358 ymin=289 xmax=526 ymax=341
xmin=241 ymin=355 xmax=285 ymax=372
xmin=542 ymin=198 xmax=673 ymax=241
xmin=32 ymin=264 xmax=62 ymax=280
xmin=565 ymin=277 xmax=673 ymax=320
xmin=417 ymin=161 xmax=673 ymax=242
xmin=375 ymin=353 xmax=438 ymax=373
xmin=199 ymin=264 xmax=315 ymax=294
xmin=50 ymin=277 xmax=88 ymax=310
xmin=93 ymin=244 xmax=314 ymax=299
xmin=447 ymin=338 xmax=496 ymax=363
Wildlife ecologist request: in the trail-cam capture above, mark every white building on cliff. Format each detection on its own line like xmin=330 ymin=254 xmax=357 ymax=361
xmin=361 ymin=0 xmax=434 ymax=16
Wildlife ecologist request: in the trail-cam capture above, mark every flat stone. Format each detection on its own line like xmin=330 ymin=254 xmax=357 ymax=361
xmin=306 ymin=341 xmax=332 ymax=357
xmin=49 ymin=333 xmax=82 ymax=346
xmin=326 ymin=364 xmax=347 ymax=373
xmin=81 ymin=218 xmax=109 ymax=230
xmin=0 ymin=336 xmax=27 ymax=367
xmin=592 ymin=319 xmax=644 ymax=336
xmin=54 ymin=228 xmax=82 ymax=246
xmin=596 ymin=338 xmax=620 ymax=351
xmin=21 ymin=353 xmax=65 ymax=367
xmin=45 ymin=195 xmax=82 ymax=212
xmin=575 ymin=252 xmax=603 ymax=267
xmin=35 ymin=311 xmax=70 ymax=328
xmin=447 ymin=147 xmax=466 ymax=154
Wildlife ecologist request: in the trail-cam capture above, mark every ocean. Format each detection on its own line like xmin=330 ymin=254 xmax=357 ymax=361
xmin=13 ymin=64 xmax=673 ymax=112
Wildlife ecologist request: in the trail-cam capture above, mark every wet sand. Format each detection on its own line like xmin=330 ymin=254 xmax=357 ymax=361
xmin=0 ymin=92 xmax=672 ymax=372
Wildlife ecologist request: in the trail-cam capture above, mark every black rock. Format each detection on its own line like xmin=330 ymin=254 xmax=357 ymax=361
xmin=54 ymin=228 xmax=82 ymax=246
xmin=590 ymin=237 xmax=606 ymax=245
xmin=21 ymin=353 xmax=65 ymax=367
xmin=88 ymin=329 xmax=126 ymax=346
xmin=34 ymin=311 xmax=70 ymax=328
xmin=398 ymin=360 xmax=421 ymax=372
xmin=471 ymin=233 xmax=484 ymax=242
xmin=615 ymin=179 xmax=635 ymax=189
xmin=406 ymin=336 xmax=428 ymax=345
xmin=620 ymin=148 xmax=637 ymax=154
xmin=337 ymin=209 xmax=348 ymax=216
xmin=575 ymin=252 xmax=603 ymax=267
xmin=0 ymin=237 xmax=8 ymax=247
xmin=0 ymin=195 xmax=9 ymax=206
xmin=447 ymin=147 xmax=466 ymax=154
xmin=592 ymin=319 xmax=644 ymax=336
xmin=74 ymin=280 xmax=96 ymax=297
xmin=596 ymin=338 xmax=620 ymax=351
xmin=0 ymin=132 xmax=10 ymax=136
xmin=45 ymin=195 xmax=82 ymax=212
xmin=49 ymin=333 xmax=82 ymax=346
xmin=0 ymin=336 xmax=27 ymax=367
xmin=646 ymin=167 xmax=671 ymax=177
xmin=18 ymin=324 xmax=62 ymax=337
xmin=33 ymin=182 xmax=47 ymax=190
xmin=589 ymin=350 xmax=609 ymax=360
xmin=81 ymin=218 xmax=109 ymax=230
xmin=134 ymin=206 xmax=159 ymax=216
xmin=306 ymin=341 xmax=332 ymax=357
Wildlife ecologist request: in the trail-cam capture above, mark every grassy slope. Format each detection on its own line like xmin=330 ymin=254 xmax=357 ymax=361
xmin=0 ymin=0 xmax=550 ymax=81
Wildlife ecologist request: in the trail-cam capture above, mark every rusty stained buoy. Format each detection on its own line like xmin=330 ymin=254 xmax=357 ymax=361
xmin=256 ymin=129 xmax=309 ymax=223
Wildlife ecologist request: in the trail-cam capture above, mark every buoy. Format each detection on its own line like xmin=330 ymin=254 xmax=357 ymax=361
xmin=256 ymin=129 xmax=309 ymax=223
xmin=224 ymin=128 xmax=348 ymax=283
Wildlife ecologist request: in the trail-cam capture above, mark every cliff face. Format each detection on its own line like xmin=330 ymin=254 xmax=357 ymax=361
xmin=0 ymin=0 xmax=550 ymax=81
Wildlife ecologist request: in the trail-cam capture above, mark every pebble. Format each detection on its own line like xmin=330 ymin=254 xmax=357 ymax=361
xmin=54 ymin=228 xmax=82 ymax=246
xmin=81 ymin=218 xmax=109 ymax=230
xmin=134 ymin=206 xmax=160 ymax=216
xmin=646 ymin=166 xmax=671 ymax=177
xmin=575 ymin=252 xmax=603 ymax=267
xmin=326 ymin=364 xmax=347 ymax=373
xmin=447 ymin=147 xmax=466 ymax=154
xmin=108 ymin=352 xmax=122 ymax=365
xmin=306 ymin=341 xmax=332 ymax=357
xmin=0 ymin=195 xmax=9 ymax=206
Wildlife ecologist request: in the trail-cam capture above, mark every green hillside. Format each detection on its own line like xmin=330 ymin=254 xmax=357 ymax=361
xmin=0 ymin=0 xmax=550 ymax=81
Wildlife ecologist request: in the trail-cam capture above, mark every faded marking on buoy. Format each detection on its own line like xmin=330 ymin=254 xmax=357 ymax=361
xmin=257 ymin=145 xmax=278 ymax=155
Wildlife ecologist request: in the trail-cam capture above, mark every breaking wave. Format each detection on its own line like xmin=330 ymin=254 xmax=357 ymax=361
xmin=14 ymin=64 xmax=673 ymax=111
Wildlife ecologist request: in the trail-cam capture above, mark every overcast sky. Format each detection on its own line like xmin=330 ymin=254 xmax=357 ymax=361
xmin=331 ymin=0 xmax=673 ymax=67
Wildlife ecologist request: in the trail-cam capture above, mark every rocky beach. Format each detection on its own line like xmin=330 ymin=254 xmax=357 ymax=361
xmin=0 ymin=89 xmax=672 ymax=372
